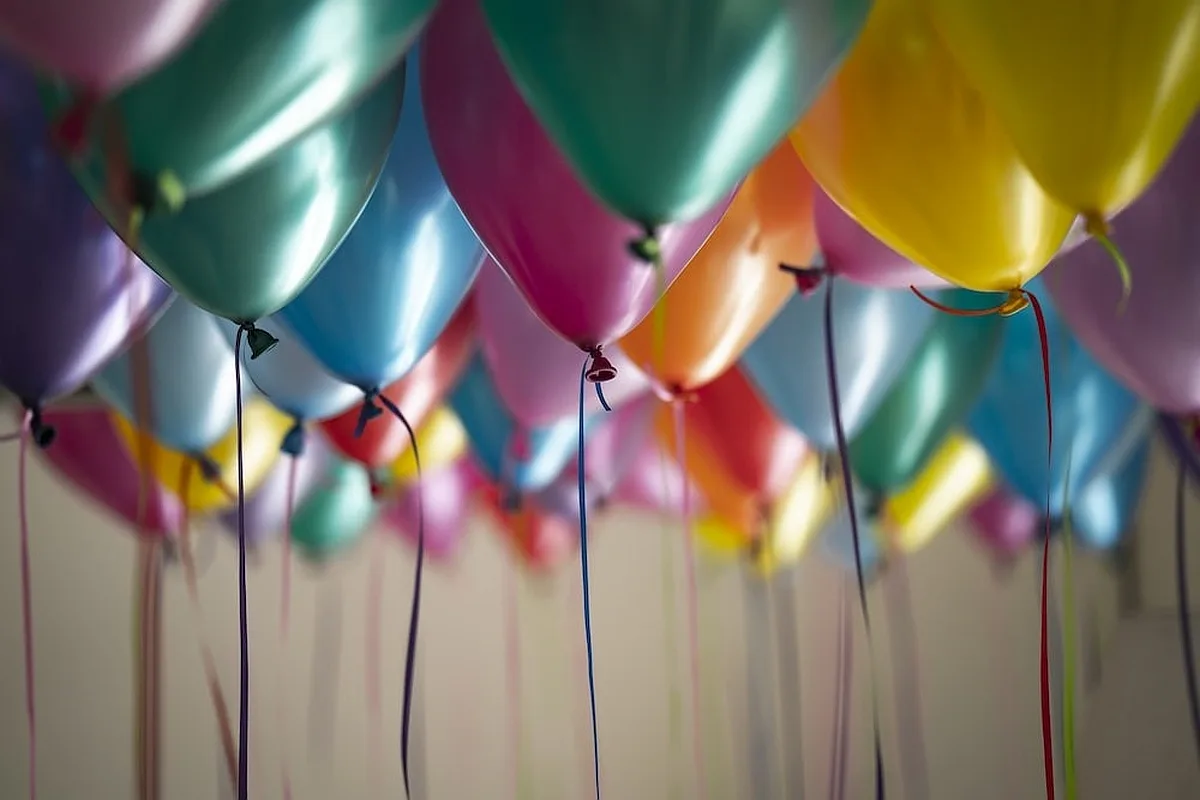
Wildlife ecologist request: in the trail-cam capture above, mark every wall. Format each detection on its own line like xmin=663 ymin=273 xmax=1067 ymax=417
xmin=0 ymin=441 xmax=1125 ymax=799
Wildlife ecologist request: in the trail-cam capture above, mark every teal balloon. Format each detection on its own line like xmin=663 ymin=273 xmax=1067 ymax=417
xmin=449 ymin=354 xmax=593 ymax=492
xmin=290 ymin=459 xmax=377 ymax=560
xmin=849 ymin=290 xmax=1003 ymax=493
xmin=92 ymin=298 xmax=244 ymax=454
xmin=478 ymin=0 xmax=871 ymax=224
xmin=43 ymin=0 xmax=434 ymax=199
xmin=1070 ymin=436 xmax=1150 ymax=551
xmin=279 ymin=56 xmax=482 ymax=390
xmin=113 ymin=64 xmax=406 ymax=323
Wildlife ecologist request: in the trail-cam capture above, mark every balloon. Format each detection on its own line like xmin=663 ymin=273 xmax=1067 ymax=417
xmin=450 ymin=354 xmax=592 ymax=492
xmin=880 ymin=433 xmax=993 ymax=555
xmin=477 ymin=0 xmax=871 ymax=226
xmin=813 ymin=190 xmax=944 ymax=289
xmin=112 ymin=398 xmax=290 ymax=514
xmin=85 ymin=64 xmax=406 ymax=325
xmin=384 ymin=458 xmax=482 ymax=560
xmin=742 ymin=280 xmax=934 ymax=449
xmin=0 ymin=56 xmax=172 ymax=413
xmin=968 ymin=486 xmax=1039 ymax=559
xmin=0 ymin=0 xmax=218 ymax=92
xmin=92 ymin=299 xmax=236 ymax=453
xmin=43 ymin=0 xmax=434 ymax=200
xmin=37 ymin=406 xmax=183 ymax=537
xmin=925 ymin=0 xmax=1200 ymax=219
xmin=752 ymin=454 xmax=837 ymax=575
xmin=280 ymin=58 xmax=482 ymax=391
xmin=321 ymin=306 xmax=476 ymax=469
xmin=620 ymin=143 xmax=817 ymax=392
xmin=791 ymin=0 xmax=1074 ymax=292
xmin=475 ymin=260 xmax=649 ymax=428
xmin=481 ymin=486 xmax=576 ymax=570
xmin=820 ymin=495 xmax=884 ymax=575
xmin=612 ymin=441 xmax=697 ymax=518
xmin=967 ymin=288 xmax=1152 ymax=517
xmin=217 ymin=436 xmax=336 ymax=546
xmin=387 ymin=408 xmax=468 ymax=488
xmin=849 ymin=291 xmax=1003 ymax=493
xmin=1071 ymin=436 xmax=1151 ymax=551
xmin=421 ymin=0 xmax=732 ymax=348
xmin=290 ymin=460 xmax=377 ymax=561
xmin=1044 ymin=120 xmax=1200 ymax=414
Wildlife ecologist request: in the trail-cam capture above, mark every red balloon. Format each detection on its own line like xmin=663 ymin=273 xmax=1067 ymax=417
xmin=480 ymin=482 xmax=576 ymax=570
xmin=321 ymin=306 xmax=476 ymax=468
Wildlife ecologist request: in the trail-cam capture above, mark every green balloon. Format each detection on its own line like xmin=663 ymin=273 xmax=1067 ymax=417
xmin=119 ymin=64 xmax=405 ymax=323
xmin=43 ymin=0 xmax=433 ymax=200
xmin=479 ymin=0 xmax=871 ymax=226
xmin=291 ymin=460 xmax=377 ymax=559
xmin=848 ymin=290 xmax=1003 ymax=494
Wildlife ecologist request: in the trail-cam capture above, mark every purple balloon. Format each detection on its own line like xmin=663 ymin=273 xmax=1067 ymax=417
xmin=218 ymin=433 xmax=335 ymax=546
xmin=967 ymin=486 xmax=1039 ymax=558
xmin=36 ymin=405 xmax=183 ymax=537
xmin=814 ymin=190 xmax=946 ymax=289
xmin=1044 ymin=120 xmax=1200 ymax=414
xmin=383 ymin=458 xmax=481 ymax=560
xmin=0 ymin=56 xmax=171 ymax=410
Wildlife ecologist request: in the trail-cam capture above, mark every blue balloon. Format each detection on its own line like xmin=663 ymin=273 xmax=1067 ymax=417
xmin=220 ymin=316 xmax=361 ymax=424
xmin=449 ymin=354 xmax=596 ymax=492
xmin=741 ymin=280 xmax=935 ymax=450
xmin=279 ymin=54 xmax=482 ymax=391
xmin=820 ymin=494 xmax=884 ymax=575
xmin=1071 ymin=436 xmax=1151 ymax=550
xmin=92 ymin=298 xmax=241 ymax=453
xmin=968 ymin=283 xmax=1146 ymax=517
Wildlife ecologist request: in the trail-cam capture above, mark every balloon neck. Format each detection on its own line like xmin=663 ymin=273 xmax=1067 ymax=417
xmin=585 ymin=346 xmax=617 ymax=383
xmin=239 ymin=322 xmax=279 ymax=360
xmin=1084 ymin=212 xmax=1111 ymax=239
xmin=281 ymin=422 xmax=306 ymax=457
xmin=353 ymin=392 xmax=385 ymax=439
xmin=779 ymin=263 xmax=826 ymax=297
xmin=194 ymin=454 xmax=222 ymax=483
xmin=26 ymin=407 xmax=55 ymax=449
xmin=51 ymin=89 xmax=102 ymax=158
xmin=627 ymin=224 xmax=661 ymax=265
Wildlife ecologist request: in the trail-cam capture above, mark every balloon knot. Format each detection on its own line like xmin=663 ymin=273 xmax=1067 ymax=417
xmin=593 ymin=493 xmax=611 ymax=512
xmin=501 ymin=487 xmax=523 ymax=513
xmin=863 ymin=492 xmax=886 ymax=520
xmin=51 ymin=89 xmax=102 ymax=158
xmin=129 ymin=169 xmax=186 ymax=217
xmin=194 ymin=454 xmax=222 ymax=483
xmin=627 ymin=225 xmax=662 ymax=265
xmin=369 ymin=479 xmax=387 ymax=501
xmin=585 ymin=346 xmax=617 ymax=383
xmin=780 ymin=263 xmax=826 ymax=297
xmin=1084 ymin=212 xmax=1111 ymax=239
xmin=1084 ymin=211 xmax=1132 ymax=313
xmin=239 ymin=322 xmax=279 ymax=360
xmin=353 ymin=392 xmax=384 ymax=439
xmin=281 ymin=422 xmax=306 ymax=456
xmin=27 ymin=407 xmax=55 ymax=449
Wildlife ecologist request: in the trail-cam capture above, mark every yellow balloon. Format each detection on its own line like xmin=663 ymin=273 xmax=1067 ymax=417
xmin=925 ymin=0 xmax=1200 ymax=219
xmin=112 ymin=399 xmax=290 ymax=514
xmin=791 ymin=0 xmax=1074 ymax=291
xmin=387 ymin=408 xmax=467 ymax=487
xmin=881 ymin=433 xmax=992 ymax=554
xmin=693 ymin=515 xmax=749 ymax=561
xmin=751 ymin=454 xmax=836 ymax=576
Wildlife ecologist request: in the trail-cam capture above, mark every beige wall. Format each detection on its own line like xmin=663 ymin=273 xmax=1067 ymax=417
xmin=0 ymin=445 xmax=1127 ymax=799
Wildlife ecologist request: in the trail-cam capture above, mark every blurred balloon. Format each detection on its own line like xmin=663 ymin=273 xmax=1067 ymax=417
xmin=752 ymin=454 xmax=837 ymax=575
xmin=926 ymin=0 xmax=1200 ymax=220
xmin=93 ymin=299 xmax=236 ymax=453
xmin=1071 ymin=436 xmax=1151 ymax=550
xmin=217 ymin=435 xmax=336 ymax=546
xmin=849 ymin=291 xmax=1003 ymax=493
xmin=481 ymin=487 xmax=576 ymax=570
xmin=220 ymin=316 xmax=360 ymax=428
xmin=881 ymin=434 xmax=993 ymax=555
xmin=44 ymin=0 xmax=433 ymax=200
xmin=280 ymin=58 xmax=482 ymax=391
xmin=820 ymin=496 xmax=884 ymax=575
xmin=290 ymin=460 xmax=377 ymax=561
xmin=421 ymin=0 xmax=731 ymax=348
xmin=1044 ymin=120 xmax=1200 ymax=414
xmin=792 ymin=0 xmax=1073 ymax=291
xmin=611 ymin=442 xmax=697 ymax=518
xmin=968 ymin=486 xmax=1040 ymax=559
xmin=384 ymin=458 xmax=482 ymax=560
xmin=112 ymin=398 xmax=290 ymax=514
xmin=0 ymin=56 xmax=171 ymax=415
xmin=742 ymin=281 xmax=934 ymax=449
xmin=387 ymin=407 xmax=468 ymax=488
xmin=814 ymin=191 xmax=944 ymax=289
xmin=37 ymin=405 xmax=183 ymax=537
xmin=0 ymin=0 xmax=218 ymax=92
xmin=620 ymin=143 xmax=816 ymax=392
xmin=967 ymin=288 xmax=1151 ymax=516
xmin=475 ymin=260 xmax=649 ymax=428
xmin=477 ymin=0 xmax=870 ymax=226
xmin=321 ymin=306 xmax=475 ymax=469
xmin=84 ymin=64 xmax=406 ymax=325
xmin=450 ymin=354 xmax=591 ymax=492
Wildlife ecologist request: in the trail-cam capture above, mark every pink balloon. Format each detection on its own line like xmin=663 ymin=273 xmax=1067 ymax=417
xmin=967 ymin=486 xmax=1039 ymax=557
xmin=0 ymin=0 xmax=220 ymax=92
xmin=611 ymin=440 xmax=700 ymax=518
xmin=383 ymin=458 xmax=483 ymax=561
xmin=814 ymin=191 xmax=945 ymax=289
xmin=475 ymin=260 xmax=650 ymax=428
xmin=421 ymin=0 xmax=732 ymax=349
xmin=37 ymin=405 xmax=183 ymax=537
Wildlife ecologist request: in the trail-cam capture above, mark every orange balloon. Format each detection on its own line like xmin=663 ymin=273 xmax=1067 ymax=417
xmin=620 ymin=142 xmax=817 ymax=392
